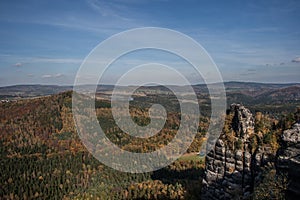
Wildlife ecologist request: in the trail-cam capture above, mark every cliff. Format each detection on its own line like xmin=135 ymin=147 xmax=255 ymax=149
xmin=277 ymin=123 xmax=300 ymax=199
xmin=201 ymin=104 xmax=271 ymax=200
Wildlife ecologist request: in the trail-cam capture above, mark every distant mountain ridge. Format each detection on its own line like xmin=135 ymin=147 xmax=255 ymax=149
xmin=0 ymin=85 xmax=72 ymax=99
xmin=0 ymin=82 xmax=299 ymax=106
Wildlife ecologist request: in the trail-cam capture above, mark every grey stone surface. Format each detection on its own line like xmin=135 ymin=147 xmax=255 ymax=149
xmin=276 ymin=123 xmax=300 ymax=199
xmin=201 ymin=104 xmax=300 ymax=200
xmin=201 ymin=104 xmax=257 ymax=200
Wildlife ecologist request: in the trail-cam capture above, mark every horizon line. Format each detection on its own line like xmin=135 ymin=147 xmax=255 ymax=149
xmin=1 ymin=81 xmax=300 ymax=88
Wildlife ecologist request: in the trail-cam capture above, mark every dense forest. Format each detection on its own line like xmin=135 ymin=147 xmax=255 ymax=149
xmin=0 ymin=91 xmax=206 ymax=199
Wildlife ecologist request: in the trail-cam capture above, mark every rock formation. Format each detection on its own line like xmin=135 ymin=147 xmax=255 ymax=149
xmin=201 ymin=103 xmax=300 ymax=199
xmin=276 ymin=123 xmax=300 ymax=199
xmin=201 ymin=104 xmax=266 ymax=200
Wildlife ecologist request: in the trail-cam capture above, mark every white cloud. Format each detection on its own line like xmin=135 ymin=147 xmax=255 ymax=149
xmin=42 ymin=73 xmax=64 ymax=78
xmin=42 ymin=74 xmax=52 ymax=78
xmin=292 ymin=57 xmax=300 ymax=63
xmin=13 ymin=62 xmax=23 ymax=67
xmin=54 ymin=73 xmax=64 ymax=78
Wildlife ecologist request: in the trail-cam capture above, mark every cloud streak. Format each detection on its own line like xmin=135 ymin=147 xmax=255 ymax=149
xmin=31 ymin=57 xmax=82 ymax=64
xmin=87 ymin=0 xmax=130 ymax=20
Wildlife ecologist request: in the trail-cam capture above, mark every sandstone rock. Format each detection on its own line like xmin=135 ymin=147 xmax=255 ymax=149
xmin=276 ymin=123 xmax=300 ymax=199
xmin=201 ymin=104 xmax=283 ymax=199
xmin=201 ymin=104 xmax=257 ymax=200
xmin=235 ymin=150 xmax=243 ymax=160
xmin=282 ymin=123 xmax=300 ymax=144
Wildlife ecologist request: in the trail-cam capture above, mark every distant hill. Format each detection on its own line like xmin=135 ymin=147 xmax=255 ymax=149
xmin=0 ymin=84 xmax=114 ymax=99
xmin=0 ymin=85 xmax=72 ymax=99
xmin=0 ymin=82 xmax=299 ymax=109
xmin=225 ymin=84 xmax=300 ymax=107
xmin=224 ymin=81 xmax=300 ymax=97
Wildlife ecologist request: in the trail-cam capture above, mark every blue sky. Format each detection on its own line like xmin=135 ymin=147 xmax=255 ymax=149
xmin=0 ymin=0 xmax=299 ymax=86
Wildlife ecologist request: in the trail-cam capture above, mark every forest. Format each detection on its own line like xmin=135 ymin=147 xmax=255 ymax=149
xmin=0 ymin=85 xmax=299 ymax=199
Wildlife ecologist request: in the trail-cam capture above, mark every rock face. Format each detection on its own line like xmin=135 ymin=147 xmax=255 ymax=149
xmin=201 ymin=104 xmax=263 ymax=200
xmin=277 ymin=123 xmax=300 ymax=199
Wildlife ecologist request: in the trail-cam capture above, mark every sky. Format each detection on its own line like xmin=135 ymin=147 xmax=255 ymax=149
xmin=0 ymin=0 xmax=300 ymax=86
